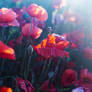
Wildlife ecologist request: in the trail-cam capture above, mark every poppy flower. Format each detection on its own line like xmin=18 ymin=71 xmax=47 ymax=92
xmin=41 ymin=81 xmax=57 ymax=92
xmin=34 ymin=34 xmax=69 ymax=58
xmin=0 ymin=86 xmax=13 ymax=92
xmin=78 ymin=69 xmax=92 ymax=88
xmin=17 ymin=77 xmax=34 ymax=92
xmin=63 ymin=10 xmax=83 ymax=24
xmin=13 ymin=8 xmax=26 ymax=27
xmin=52 ymin=33 xmax=67 ymax=43
xmin=0 ymin=41 xmax=16 ymax=60
xmin=22 ymin=23 xmax=42 ymax=39
xmin=65 ymin=30 xmax=85 ymax=48
xmin=0 ymin=8 xmax=19 ymax=26
xmin=61 ymin=69 xmax=78 ymax=87
xmin=84 ymin=46 xmax=92 ymax=60
xmin=53 ymin=0 xmax=66 ymax=9
xmin=55 ymin=41 xmax=69 ymax=50
xmin=27 ymin=4 xmax=48 ymax=21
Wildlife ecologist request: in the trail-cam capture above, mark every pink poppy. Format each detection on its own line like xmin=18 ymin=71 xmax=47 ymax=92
xmin=27 ymin=4 xmax=48 ymax=21
xmin=84 ymin=46 xmax=92 ymax=60
xmin=0 ymin=40 xmax=16 ymax=60
xmin=61 ymin=69 xmax=78 ymax=87
xmin=22 ymin=23 xmax=42 ymax=39
xmin=13 ymin=8 xmax=26 ymax=27
xmin=0 ymin=8 xmax=19 ymax=26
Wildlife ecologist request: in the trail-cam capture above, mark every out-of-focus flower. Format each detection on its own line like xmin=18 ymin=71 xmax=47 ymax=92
xmin=65 ymin=30 xmax=85 ymax=48
xmin=17 ymin=77 xmax=34 ymax=92
xmin=78 ymin=69 xmax=92 ymax=89
xmin=63 ymin=9 xmax=83 ymax=24
xmin=53 ymin=0 xmax=67 ymax=9
xmin=0 ymin=8 xmax=19 ymax=26
xmin=0 ymin=40 xmax=16 ymax=60
xmin=22 ymin=23 xmax=42 ymax=39
xmin=13 ymin=8 xmax=26 ymax=27
xmin=41 ymin=81 xmax=57 ymax=92
xmin=84 ymin=46 xmax=92 ymax=60
xmin=61 ymin=69 xmax=78 ymax=87
xmin=27 ymin=4 xmax=48 ymax=21
xmin=34 ymin=34 xmax=69 ymax=58
xmin=0 ymin=86 xmax=13 ymax=92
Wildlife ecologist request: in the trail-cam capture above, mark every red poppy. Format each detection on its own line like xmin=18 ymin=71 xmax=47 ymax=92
xmin=84 ymin=46 xmax=92 ymax=60
xmin=0 ymin=41 xmax=16 ymax=60
xmin=0 ymin=8 xmax=19 ymax=26
xmin=22 ymin=23 xmax=42 ymax=39
xmin=34 ymin=34 xmax=69 ymax=58
xmin=56 ymin=41 xmax=69 ymax=50
xmin=61 ymin=69 xmax=78 ymax=87
xmin=0 ymin=86 xmax=13 ymax=92
xmin=78 ymin=69 xmax=92 ymax=88
xmin=41 ymin=81 xmax=57 ymax=92
xmin=27 ymin=4 xmax=48 ymax=21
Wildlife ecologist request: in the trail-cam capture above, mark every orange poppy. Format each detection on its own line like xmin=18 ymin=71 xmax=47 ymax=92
xmin=0 ymin=86 xmax=13 ymax=92
xmin=34 ymin=34 xmax=69 ymax=58
xmin=0 ymin=41 xmax=16 ymax=60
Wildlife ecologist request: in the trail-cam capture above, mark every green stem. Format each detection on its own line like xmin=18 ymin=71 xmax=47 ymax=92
xmin=24 ymin=55 xmax=32 ymax=80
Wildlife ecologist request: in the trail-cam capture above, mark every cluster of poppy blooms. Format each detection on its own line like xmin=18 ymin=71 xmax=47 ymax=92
xmin=0 ymin=3 xmax=48 ymax=60
xmin=0 ymin=0 xmax=92 ymax=92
